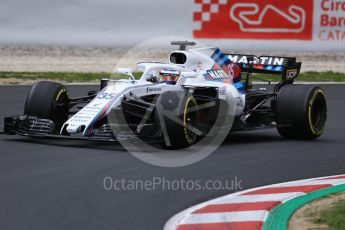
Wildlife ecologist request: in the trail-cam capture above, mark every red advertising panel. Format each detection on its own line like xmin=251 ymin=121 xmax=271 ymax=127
xmin=194 ymin=0 xmax=313 ymax=40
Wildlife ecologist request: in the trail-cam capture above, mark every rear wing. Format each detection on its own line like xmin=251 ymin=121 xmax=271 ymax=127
xmin=225 ymin=54 xmax=302 ymax=80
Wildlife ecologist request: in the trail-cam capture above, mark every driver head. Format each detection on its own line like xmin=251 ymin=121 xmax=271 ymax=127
xmin=160 ymin=69 xmax=180 ymax=85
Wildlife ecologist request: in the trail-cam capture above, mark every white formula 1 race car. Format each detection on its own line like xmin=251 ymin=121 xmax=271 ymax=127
xmin=3 ymin=41 xmax=327 ymax=149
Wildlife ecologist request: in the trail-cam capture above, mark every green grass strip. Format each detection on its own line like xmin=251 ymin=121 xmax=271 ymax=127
xmin=311 ymin=195 xmax=345 ymax=229
xmin=254 ymin=71 xmax=345 ymax=82
xmin=262 ymin=183 xmax=345 ymax=230
xmin=0 ymin=71 xmax=344 ymax=83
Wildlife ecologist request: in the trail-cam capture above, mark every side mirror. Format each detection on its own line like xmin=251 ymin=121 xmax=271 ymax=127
xmin=117 ymin=68 xmax=135 ymax=80
xmin=146 ymin=74 xmax=158 ymax=83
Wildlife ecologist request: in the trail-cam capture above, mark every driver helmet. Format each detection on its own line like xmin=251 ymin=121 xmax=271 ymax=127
xmin=160 ymin=69 xmax=180 ymax=85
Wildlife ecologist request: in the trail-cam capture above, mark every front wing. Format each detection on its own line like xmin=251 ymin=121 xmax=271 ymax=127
xmin=2 ymin=116 xmax=161 ymax=143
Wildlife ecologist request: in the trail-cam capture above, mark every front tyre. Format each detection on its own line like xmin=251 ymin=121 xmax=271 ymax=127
xmin=24 ymin=81 xmax=69 ymax=131
xmin=276 ymin=85 xmax=327 ymax=140
xmin=156 ymin=92 xmax=200 ymax=149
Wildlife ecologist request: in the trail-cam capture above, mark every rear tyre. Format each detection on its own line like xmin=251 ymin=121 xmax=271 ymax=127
xmin=275 ymin=85 xmax=327 ymax=140
xmin=156 ymin=92 xmax=199 ymax=149
xmin=24 ymin=81 xmax=69 ymax=130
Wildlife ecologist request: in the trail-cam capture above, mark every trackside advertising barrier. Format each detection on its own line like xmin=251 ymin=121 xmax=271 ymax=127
xmin=0 ymin=0 xmax=344 ymax=52
xmin=193 ymin=0 xmax=345 ymax=51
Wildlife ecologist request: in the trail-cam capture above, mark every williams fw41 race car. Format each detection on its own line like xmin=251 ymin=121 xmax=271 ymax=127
xmin=3 ymin=42 xmax=327 ymax=149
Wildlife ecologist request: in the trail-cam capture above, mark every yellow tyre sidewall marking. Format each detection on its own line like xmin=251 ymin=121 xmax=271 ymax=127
xmin=183 ymin=96 xmax=198 ymax=145
xmin=308 ymin=89 xmax=326 ymax=136
xmin=56 ymin=89 xmax=67 ymax=102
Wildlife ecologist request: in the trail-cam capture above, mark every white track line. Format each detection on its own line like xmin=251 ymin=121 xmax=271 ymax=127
xmin=180 ymin=210 xmax=268 ymax=224
xmin=211 ymin=193 xmax=304 ymax=204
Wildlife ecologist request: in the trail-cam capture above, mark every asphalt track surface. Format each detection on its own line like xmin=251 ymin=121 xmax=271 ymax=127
xmin=0 ymin=84 xmax=344 ymax=230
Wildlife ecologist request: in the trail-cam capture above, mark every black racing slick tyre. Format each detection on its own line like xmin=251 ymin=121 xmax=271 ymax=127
xmin=275 ymin=84 xmax=327 ymax=140
xmin=156 ymin=92 xmax=200 ymax=149
xmin=24 ymin=81 xmax=69 ymax=130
